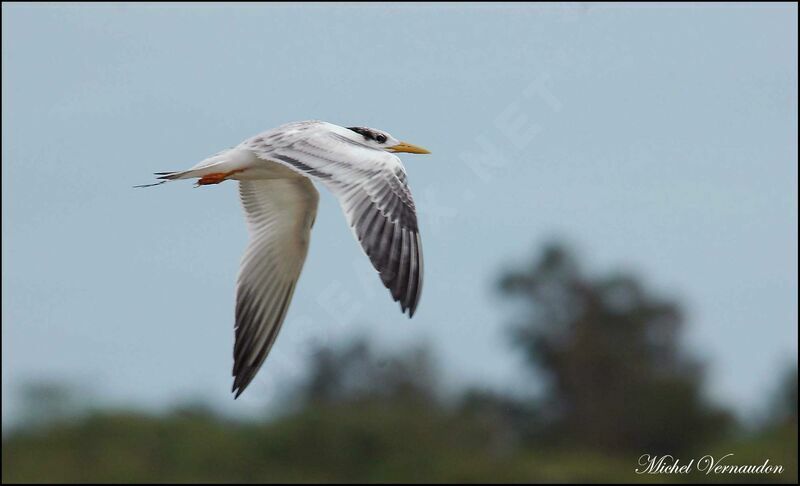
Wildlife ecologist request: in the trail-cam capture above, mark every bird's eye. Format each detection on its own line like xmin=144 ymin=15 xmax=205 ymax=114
xmin=375 ymin=134 xmax=387 ymax=144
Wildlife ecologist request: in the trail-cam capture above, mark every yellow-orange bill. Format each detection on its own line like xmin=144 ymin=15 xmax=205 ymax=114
xmin=389 ymin=141 xmax=431 ymax=154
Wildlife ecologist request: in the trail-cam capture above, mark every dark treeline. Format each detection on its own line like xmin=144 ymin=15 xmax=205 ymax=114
xmin=3 ymin=242 xmax=797 ymax=482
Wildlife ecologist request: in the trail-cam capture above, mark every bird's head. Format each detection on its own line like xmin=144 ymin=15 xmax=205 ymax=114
xmin=346 ymin=126 xmax=430 ymax=154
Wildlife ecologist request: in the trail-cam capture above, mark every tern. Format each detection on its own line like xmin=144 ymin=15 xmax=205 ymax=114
xmin=142 ymin=121 xmax=429 ymax=397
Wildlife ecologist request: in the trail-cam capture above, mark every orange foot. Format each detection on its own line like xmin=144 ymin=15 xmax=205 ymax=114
xmin=196 ymin=169 xmax=245 ymax=186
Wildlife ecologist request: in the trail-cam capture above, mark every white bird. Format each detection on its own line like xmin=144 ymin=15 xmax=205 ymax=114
xmin=143 ymin=120 xmax=430 ymax=398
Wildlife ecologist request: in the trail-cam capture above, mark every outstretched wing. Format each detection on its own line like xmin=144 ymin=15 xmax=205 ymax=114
xmin=232 ymin=178 xmax=319 ymax=398
xmin=243 ymin=122 xmax=423 ymax=316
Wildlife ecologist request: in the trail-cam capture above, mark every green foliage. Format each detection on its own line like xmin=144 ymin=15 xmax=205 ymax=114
xmin=3 ymin=399 xmax=796 ymax=483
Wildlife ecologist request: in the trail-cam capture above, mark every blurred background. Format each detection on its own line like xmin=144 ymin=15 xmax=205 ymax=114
xmin=2 ymin=3 xmax=797 ymax=483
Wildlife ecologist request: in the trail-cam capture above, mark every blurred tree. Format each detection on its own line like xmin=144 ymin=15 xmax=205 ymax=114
xmin=259 ymin=338 xmax=521 ymax=482
xmin=457 ymin=388 xmax=540 ymax=456
xmin=15 ymin=381 xmax=88 ymax=429
xmin=769 ymin=367 xmax=798 ymax=427
xmin=498 ymin=242 xmax=732 ymax=454
xmin=300 ymin=337 xmax=438 ymax=407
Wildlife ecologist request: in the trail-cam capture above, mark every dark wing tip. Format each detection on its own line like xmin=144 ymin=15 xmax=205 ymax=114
xmin=402 ymin=285 xmax=421 ymax=318
xmin=348 ymin=179 xmax=423 ymax=319
xmin=229 ymin=283 xmax=297 ymax=400
xmin=379 ymin=228 xmax=423 ymax=318
xmin=231 ymin=355 xmax=259 ymax=399
xmin=231 ymin=367 xmax=256 ymax=399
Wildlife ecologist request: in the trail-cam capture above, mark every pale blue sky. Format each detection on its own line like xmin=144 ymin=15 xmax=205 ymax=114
xmin=2 ymin=3 xmax=797 ymax=423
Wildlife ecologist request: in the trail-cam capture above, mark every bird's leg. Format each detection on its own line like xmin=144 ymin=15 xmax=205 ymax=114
xmin=196 ymin=169 xmax=245 ymax=186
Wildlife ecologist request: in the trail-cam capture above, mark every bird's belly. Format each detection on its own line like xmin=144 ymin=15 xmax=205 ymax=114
xmin=232 ymin=157 xmax=305 ymax=181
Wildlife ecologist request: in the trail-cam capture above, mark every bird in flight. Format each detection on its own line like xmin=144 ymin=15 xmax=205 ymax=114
xmin=141 ymin=121 xmax=429 ymax=398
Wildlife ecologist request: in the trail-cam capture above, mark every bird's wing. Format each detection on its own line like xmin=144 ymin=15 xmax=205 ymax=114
xmin=232 ymin=178 xmax=319 ymax=398
xmin=243 ymin=124 xmax=423 ymax=316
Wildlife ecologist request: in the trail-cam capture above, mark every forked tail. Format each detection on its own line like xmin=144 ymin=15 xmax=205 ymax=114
xmin=134 ymin=148 xmax=247 ymax=188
